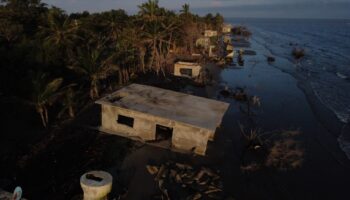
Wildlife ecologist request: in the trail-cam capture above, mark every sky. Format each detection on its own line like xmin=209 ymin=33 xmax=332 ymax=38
xmin=42 ymin=0 xmax=350 ymax=19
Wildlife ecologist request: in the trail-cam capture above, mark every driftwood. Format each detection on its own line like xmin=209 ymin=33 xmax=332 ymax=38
xmin=146 ymin=162 xmax=226 ymax=199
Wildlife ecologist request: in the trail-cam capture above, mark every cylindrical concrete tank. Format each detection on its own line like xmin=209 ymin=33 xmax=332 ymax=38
xmin=80 ymin=171 xmax=113 ymax=200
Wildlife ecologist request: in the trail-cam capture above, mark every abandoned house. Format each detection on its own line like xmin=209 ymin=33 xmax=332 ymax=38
xmin=196 ymin=37 xmax=210 ymax=49
xmin=204 ymin=30 xmax=218 ymax=37
xmin=226 ymin=43 xmax=234 ymax=51
xmin=222 ymin=24 xmax=232 ymax=33
xmin=174 ymin=61 xmax=202 ymax=78
xmin=223 ymin=35 xmax=232 ymax=44
xmin=96 ymin=84 xmax=229 ymax=155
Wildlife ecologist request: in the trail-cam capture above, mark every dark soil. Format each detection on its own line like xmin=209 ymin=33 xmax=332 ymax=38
xmin=0 ymin=71 xmax=198 ymax=199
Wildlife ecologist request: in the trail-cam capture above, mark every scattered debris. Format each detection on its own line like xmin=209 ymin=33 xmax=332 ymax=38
xmin=195 ymin=68 xmax=213 ymax=86
xmin=147 ymin=162 xmax=225 ymax=199
xmin=220 ymin=89 xmax=231 ymax=97
xmin=267 ymin=56 xmax=276 ymax=62
xmin=232 ymin=41 xmax=251 ymax=48
xmin=237 ymin=54 xmax=244 ymax=66
xmin=265 ymin=138 xmax=304 ymax=170
xmin=233 ymin=87 xmax=247 ymax=101
xmin=242 ymin=50 xmax=257 ymax=55
xmin=336 ymin=72 xmax=348 ymax=79
xmin=292 ymin=48 xmax=305 ymax=59
xmin=250 ymin=96 xmax=261 ymax=107
xmin=146 ymin=165 xmax=159 ymax=175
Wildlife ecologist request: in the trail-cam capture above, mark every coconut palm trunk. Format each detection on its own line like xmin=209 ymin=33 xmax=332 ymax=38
xmin=37 ymin=106 xmax=47 ymax=127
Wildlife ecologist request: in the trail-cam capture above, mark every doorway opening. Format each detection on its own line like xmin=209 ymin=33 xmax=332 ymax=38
xmin=156 ymin=124 xmax=173 ymax=141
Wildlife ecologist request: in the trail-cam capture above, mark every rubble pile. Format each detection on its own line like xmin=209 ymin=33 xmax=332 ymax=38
xmin=146 ymin=162 xmax=225 ymax=200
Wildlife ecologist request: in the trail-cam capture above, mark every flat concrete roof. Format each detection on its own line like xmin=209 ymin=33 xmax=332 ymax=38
xmin=175 ymin=61 xmax=201 ymax=67
xmin=96 ymin=84 xmax=229 ymax=131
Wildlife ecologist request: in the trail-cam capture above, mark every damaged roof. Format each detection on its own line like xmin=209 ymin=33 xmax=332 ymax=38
xmin=96 ymin=84 xmax=229 ymax=131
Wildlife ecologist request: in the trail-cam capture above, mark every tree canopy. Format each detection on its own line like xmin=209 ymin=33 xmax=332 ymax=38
xmin=0 ymin=0 xmax=225 ymax=127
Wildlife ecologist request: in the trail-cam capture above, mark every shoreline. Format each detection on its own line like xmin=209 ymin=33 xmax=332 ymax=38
xmin=246 ymin=29 xmax=350 ymax=160
xmin=217 ymin=30 xmax=350 ymax=199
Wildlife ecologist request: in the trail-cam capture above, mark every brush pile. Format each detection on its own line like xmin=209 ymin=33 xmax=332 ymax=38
xmin=146 ymin=162 xmax=225 ymax=200
xmin=292 ymin=48 xmax=305 ymax=59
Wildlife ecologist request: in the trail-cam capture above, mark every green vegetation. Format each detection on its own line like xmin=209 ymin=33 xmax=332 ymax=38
xmin=0 ymin=0 xmax=224 ymax=128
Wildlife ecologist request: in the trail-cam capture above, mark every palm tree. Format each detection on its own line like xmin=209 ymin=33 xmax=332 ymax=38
xmin=58 ymin=86 xmax=77 ymax=119
xmin=68 ymin=42 xmax=118 ymax=99
xmin=29 ymin=73 xmax=63 ymax=127
xmin=102 ymin=9 xmax=128 ymax=42
xmin=0 ymin=19 xmax=23 ymax=44
xmin=180 ymin=4 xmax=190 ymax=17
xmin=138 ymin=0 xmax=160 ymax=22
xmin=39 ymin=8 xmax=80 ymax=49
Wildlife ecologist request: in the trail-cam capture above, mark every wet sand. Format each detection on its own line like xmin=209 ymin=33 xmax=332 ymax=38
xmin=218 ymin=36 xmax=350 ymax=199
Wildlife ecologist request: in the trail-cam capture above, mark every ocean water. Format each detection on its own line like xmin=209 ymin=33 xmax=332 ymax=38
xmin=227 ymin=18 xmax=350 ymax=158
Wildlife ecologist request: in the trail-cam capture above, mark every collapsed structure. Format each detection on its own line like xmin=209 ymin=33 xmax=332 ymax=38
xmin=96 ymin=84 xmax=229 ymax=155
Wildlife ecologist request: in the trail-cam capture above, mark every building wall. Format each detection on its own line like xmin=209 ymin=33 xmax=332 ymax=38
xmin=172 ymin=124 xmax=212 ymax=155
xmin=100 ymin=104 xmax=213 ymax=155
xmin=223 ymin=27 xmax=231 ymax=33
xmin=174 ymin=63 xmax=202 ymax=78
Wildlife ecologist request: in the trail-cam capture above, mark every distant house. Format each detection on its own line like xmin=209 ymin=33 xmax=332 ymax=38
xmin=96 ymin=84 xmax=229 ymax=155
xmin=174 ymin=61 xmax=202 ymax=78
xmin=209 ymin=45 xmax=217 ymax=58
xmin=226 ymin=44 xmax=234 ymax=51
xmin=204 ymin=30 xmax=218 ymax=37
xmin=222 ymin=24 xmax=232 ymax=33
xmin=223 ymin=35 xmax=232 ymax=43
xmin=196 ymin=37 xmax=210 ymax=49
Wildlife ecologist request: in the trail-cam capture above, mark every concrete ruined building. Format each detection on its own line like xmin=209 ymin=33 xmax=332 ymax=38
xmin=174 ymin=61 xmax=202 ymax=78
xmin=223 ymin=35 xmax=232 ymax=44
xmin=222 ymin=24 xmax=232 ymax=33
xmin=196 ymin=37 xmax=210 ymax=49
xmin=96 ymin=84 xmax=229 ymax=155
xmin=204 ymin=30 xmax=218 ymax=37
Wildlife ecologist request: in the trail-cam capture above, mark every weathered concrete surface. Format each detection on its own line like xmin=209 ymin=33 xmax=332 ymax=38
xmin=174 ymin=62 xmax=202 ymax=78
xmin=96 ymin=84 xmax=229 ymax=155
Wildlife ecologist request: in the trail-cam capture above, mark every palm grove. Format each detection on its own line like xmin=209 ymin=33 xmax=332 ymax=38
xmin=0 ymin=0 xmax=224 ymax=128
